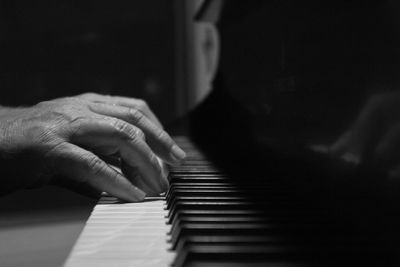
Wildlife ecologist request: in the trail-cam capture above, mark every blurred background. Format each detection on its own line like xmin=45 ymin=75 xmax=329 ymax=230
xmin=0 ymin=0 xmax=180 ymax=122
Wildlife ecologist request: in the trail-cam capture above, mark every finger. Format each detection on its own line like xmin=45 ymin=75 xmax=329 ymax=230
xmin=121 ymin=162 xmax=165 ymax=196
xmin=48 ymin=142 xmax=146 ymax=202
xmin=88 ymin=102 xmax=186 ymax=165
xmin=79 ymin=93 xmax=163 ymax=128
xmin=69 ymin=117 xmax=168 ymax=194
xmin=108 ymin=160 xmax=160 ymax=196
xmin=101 ymin=160 xmax=157 ymax=195
xmin=110 ymin=96 xmax=163 ymax=129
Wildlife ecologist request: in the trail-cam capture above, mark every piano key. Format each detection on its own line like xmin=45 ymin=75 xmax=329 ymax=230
xmin=169 ymin=176 xmax=231 ymax=184
xmin=166 ymin=209 xmax=266 ymax=225
xmin=64 ymin=197 xmax=174 ymax=267
xmin=168 ymin=223 xmax=280 ymax=250
xmin=172 ymin=244 xmax=298 ymax=267
xmin=168 ymin=216 xmax=276 ymax=237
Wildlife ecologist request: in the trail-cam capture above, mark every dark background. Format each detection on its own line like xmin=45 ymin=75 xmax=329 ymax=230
xmin=0 ymin=0 xmax=178 ymax=122
xmin=218 ymin=0 xmax=400 ymax=146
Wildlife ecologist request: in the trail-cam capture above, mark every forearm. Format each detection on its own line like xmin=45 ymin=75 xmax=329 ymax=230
xmin=0 ymin=106 xmax=15 ymax=114
xmin=0 ymin=106 xmax=28 ymax=121
xmin=0 ymin=105 xmax=50 ymax=195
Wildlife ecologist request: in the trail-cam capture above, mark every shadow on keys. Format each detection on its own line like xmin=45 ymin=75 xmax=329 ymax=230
xmin=0 ymin=186 xmax=96 ymax=267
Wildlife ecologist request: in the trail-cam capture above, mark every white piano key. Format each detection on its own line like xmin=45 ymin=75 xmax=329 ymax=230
xmin=64 ymin=197 xmax=173 ymax=267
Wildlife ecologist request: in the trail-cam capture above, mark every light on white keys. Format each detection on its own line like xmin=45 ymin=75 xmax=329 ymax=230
xmin=64 ymin=196 xmax=174 ymax=267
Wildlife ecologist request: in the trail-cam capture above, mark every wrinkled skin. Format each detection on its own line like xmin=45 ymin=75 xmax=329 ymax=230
xmin=0 ymin=93 xmax=186 ymax=201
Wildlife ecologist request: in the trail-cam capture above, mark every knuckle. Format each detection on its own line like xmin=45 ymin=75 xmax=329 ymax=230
xmin=156 ymin=129 xmax=171 ymax=143
xmin=70 ymin=116 xmax=88 ymax=126
xmin=128 ymin=108 xmax=144 ymax=124
xmin=136 ymin=99 xmax=148 ymax=110
xmin=110 ymin=119 xmax=145 ymax=140
xmin=109 ymin=171 xmax=121 ymax=185
xmin=26 ymin=123 xmax=57 ymax=145
xmin=133 ymin=128 xmax=145 ymax=140
xmin=69 ymin=116 xmax=89 ymax=138
xmin=111 ymin=119 xmax=130 ymax=134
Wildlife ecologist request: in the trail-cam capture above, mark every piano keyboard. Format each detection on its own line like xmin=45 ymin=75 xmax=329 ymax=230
xmin=64 ymin=136 xmax=390 ymax=266
xmin=65 ymin=136 xmax=220 ymax=267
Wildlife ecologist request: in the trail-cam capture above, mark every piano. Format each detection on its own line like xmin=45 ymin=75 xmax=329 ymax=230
xmin=65 ymin=0 xmax=400 ymax=266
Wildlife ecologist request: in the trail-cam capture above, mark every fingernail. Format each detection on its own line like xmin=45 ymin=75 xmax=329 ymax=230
xmin=170 ymin=145 xmax=186 ymax=162
xmin=160 ymin=177 xmax=170 ymax=193
xmin=130 ymin=186 xmax=146 ymax=202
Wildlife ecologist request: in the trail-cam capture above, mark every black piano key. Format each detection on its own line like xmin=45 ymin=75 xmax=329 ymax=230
xmin=169 ymin=223 xmax=279 ymax=250
xmin=168 ymin=175 xmax=230 ymax=183
xmin=166 ymin=203 xmax=322 ymax=226
xmin=167 ymin=137 xmax=389 ymax=266
xmin=170 ymin=169 xmax=224 ymax=175
xmin=168 ymin=183 xmax=237 ymax=190
xmin=166 ymin=196 xmax=250 ymax=210
xmin=173 ymin=233 xmax=377 ymax=252
xmin=174 ymin=235 xmax=284 ymax=252
xmin=172 ymin=243 xmax=390 ymax=267
xmin=169 ymin=174 xmax=227 ymax=178
xmin=168 ymin=215 xmax=342 ymax=248
xmin=179 ymin=161 xmax=215 ymax=166
xmin=166 ymin=209 xmax=266 ymax=225
xmin=172 ymin=244 xmax=301 ymax=267
xmin=168 ymin=216 xmax=275 ymax=237
xmin=166 ymin=190 xmax=245 ymax=205
xmin=168 ymin=211 xmax=274 ymax=228
xmin=166 ymin=187 xmax=240 ymax=199
xmin=167 ymin=201 xmax=262 ymax=222
xmin=168 ymin=214 xmax=333 ymax=238
xmin=165 ymin=188 xmax=294 ymax=205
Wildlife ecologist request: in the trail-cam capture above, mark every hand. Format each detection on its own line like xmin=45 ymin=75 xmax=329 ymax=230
xmin=322 ymin=91 xmax=400 ymax=179
xmin=0 ymin=93 xmax=186 ymax=201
